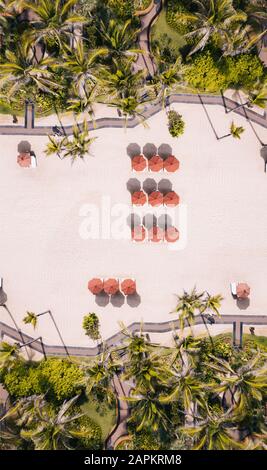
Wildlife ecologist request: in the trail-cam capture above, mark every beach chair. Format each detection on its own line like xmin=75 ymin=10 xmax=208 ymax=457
xmin=230 ymin=282 xmax=237 ymax=296
xmin=30 ymin=152 xmax=37 ymax=168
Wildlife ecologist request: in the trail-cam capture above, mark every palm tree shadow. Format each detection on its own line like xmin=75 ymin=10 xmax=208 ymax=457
xmin=198 ymin=94 xmax=219 ymax=140
xmin=260 ymin=146 xmax=267 ymax=172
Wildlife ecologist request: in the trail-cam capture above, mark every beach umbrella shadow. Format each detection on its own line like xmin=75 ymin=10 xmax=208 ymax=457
xmin=127 ymin=143 xmax=141 ymax=159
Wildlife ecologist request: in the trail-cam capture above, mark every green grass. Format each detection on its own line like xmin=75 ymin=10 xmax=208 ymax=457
xmin=150 ymin=5 xmax=186 ymax=52
xmin=212 ymin=332 xmax=267 ymax=350
xmin=81 ymin=396 xmax=117 ymax=441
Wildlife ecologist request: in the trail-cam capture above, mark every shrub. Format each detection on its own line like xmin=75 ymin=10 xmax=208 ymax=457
xmin=132 ymin=430 xmax=162 ymax=450
xmin=166 ymin=0 xmax=194 ymax=36
xmin=82 ymin=313 xmax=100 ymax=341
xmin=40 ymin=358 xmax=84 ymax=402
xmin=2 ymin=362 xmax=43 ymax=398
xmin=185 ymin=51 xmax=228 ymax=92
xmin=167 ymin=110 xmax=185 ymax=138
xmin=72 ymin=414 xmax=102 ymax=449
xmin=226 ymin=54 xmax=265 ymax=91
xmin=1 ymin=358 xmax=84 ymax=402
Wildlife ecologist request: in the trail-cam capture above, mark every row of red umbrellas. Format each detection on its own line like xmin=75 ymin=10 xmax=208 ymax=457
xmin=132 ymin=225 xmax=179 ymax=243
xmin=88 ymin=278 xmax=136 ymax=296
xmin=132 ymin=155 xmax=179 ymax=173
xmin=132 ymin=190 xmax=180 ymax=207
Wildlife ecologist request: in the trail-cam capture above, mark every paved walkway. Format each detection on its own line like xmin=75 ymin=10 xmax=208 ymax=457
xmin=0 ymin=93 xmax=266 ymax=136
xmin=133 ymin=0 xmax=162 ymax=77
xmin=105 ymin=376 xmax=132 ymax=450
xmin=1 ymin=313 xmax=267 ymax=356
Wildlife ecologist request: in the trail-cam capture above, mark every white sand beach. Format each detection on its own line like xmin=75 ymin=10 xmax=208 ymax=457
xmin=0 ymin=103 xmax=267 ymax=347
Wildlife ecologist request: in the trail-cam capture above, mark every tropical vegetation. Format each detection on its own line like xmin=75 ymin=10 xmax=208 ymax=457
xmin=1 ymin=291 xmax=267 ymax=449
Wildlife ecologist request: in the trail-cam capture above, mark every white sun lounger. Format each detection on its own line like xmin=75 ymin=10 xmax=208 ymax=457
xmin=30 ymin=155 xmax=37 ymax=168
xmin=230 ymin=282 xmax=237 ymax=296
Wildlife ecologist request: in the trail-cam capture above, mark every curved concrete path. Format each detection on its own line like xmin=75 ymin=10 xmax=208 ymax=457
xmin=105 ymin=376 xmax=132 ymax=450
xmin=0 ymin=93 xmax=266 ymax=135
xmin=134 ymin=0 xmax=162 ymax=77
xmin=1 ymin=312 xmax=267 ymax=356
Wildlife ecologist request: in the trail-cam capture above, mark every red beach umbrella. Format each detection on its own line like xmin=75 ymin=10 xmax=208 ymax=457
xmin=132 ymin=155 xmax=147 ymax=172
xmin=164 ymin=155 xmax=180 ymax=172
xmin=164 ymin=191 xmax=180 ymax=207
xmin=165 ymin=226 xmax=180 ymax=242
xmin=104 ymin=278 xmax=119 ymax=295
xmin=121 ymin=279 xmax=136 ymax=295
xmin=148 ymin=191 xmax=163 ymax=207
xmin=132 ymin=190 xmax=147 ymax=206
xmin=17 ymin=153 xmax=31 ymax=168
xmin=88 ymin=278 xmax=103 ymax=295
xmin=148 ymin=226 xmax=164 ymax=242
xmin=236 ymin=283 xmax=250 ymax=299
xmin=131 ymin=225 xmax=146 ymax=242
xmin=148 ymin=155 xmax=163 ymax=172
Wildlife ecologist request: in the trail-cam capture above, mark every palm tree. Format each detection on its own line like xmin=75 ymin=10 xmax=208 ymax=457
xmin=181 ymin=405 xmax=243 ymax=449
xmin=160 ymin=366 xmax=206 ymax=424
xmin=61 ymin=39 xmax=107 ymax=98
xmin=63 ymin=119 xmax=96 ymax=162
xmin=23 ymin=311 xmax=38 ymax=329
xmin=245 ymin=0 xmax=267 ymax=33
xmin=123 ymin=353 xmax=171 ymax=392
xmin=109 ymin=93 xmax=147 ymax=128
xmin=99 ymin=18 xmax=142 ymax=60
xmin=82 ymin=351 xmax=120 ymax=403
xmin=22 ymin=309 xmax=69 ymax=356
xmin=0 ymin=418 xmax=23 ymax=450
xmin=219 ymin=121 xmax=245 ymax=139
xmin=20 ymin=395 xmax=86 ymax=450
xmin=67 ymin=83 xmax=98 ymax=123
xmin=177 ymin=0 xmax=247 ymax=56
xmin=173 ymin=287 xmax=204 ymax=331
xmin=118 ymin=322 xmax=155 ymax=363
xmin=23 ymin=0 xmax=87 ymax=47
xmin=152 ymin=56 xmax=184 ymax=108
xmin=226 ymin=85 xmax=267 ymax=113
xmin=0 ymin=38 xmax=60 ymax=98
xmin=98 ymin=58 xmax=145 ymax=102
xmin=208 ymin=352 xmax=267 ymax=414
xmin=222 ymin=23 xmax=267 ymax=56
xmin=126 ymin=387 xmax=170 ymax=432
xmin=45 ymin=134 xmax=67 ymax=159
xmin=45 ymin=119 xmax=96 ymax=162
xmin=0 ymin=341 xmax=20 ymax=368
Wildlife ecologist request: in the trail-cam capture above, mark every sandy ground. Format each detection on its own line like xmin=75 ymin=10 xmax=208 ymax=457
xmin=0 ymin=103 xmax=267 ymax=347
